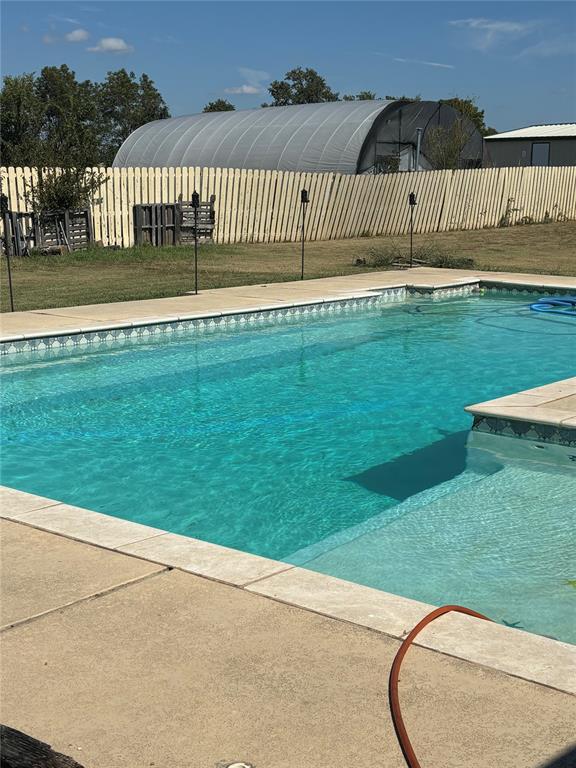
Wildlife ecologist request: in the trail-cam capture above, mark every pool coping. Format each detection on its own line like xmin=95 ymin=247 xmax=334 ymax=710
xmin=2 ymin=268 xmax=575 ymax=352
xmin=0 ymin=289 xmax=407 ymax=352
xmin=1 ymin=485 xmax=575 ymax=696
xmin=0 ymin=277 xmax=484 ymax=354
xmin=466 ymin=378 xmax=576 ymax=448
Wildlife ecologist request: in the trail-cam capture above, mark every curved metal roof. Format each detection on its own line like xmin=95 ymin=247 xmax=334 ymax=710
xmin=113 ymin=100 xmax=398 ymax=173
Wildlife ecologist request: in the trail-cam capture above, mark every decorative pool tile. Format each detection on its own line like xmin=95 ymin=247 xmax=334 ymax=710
xmin=471 ymin=415 xmax=576 ymax=447
xmin=481 ymin=282 xmax=574 ymax=297
xmin=1 ymin=281 xmax=571 ymax=357
xmin=0 ymin=288 xmax=406 ymax=355
xmin=411 ymin=283 xmax=480 ymax=300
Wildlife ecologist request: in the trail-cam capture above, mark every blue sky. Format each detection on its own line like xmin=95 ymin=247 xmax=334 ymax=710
xmin=2 ymin=1 xmax=575 ymax=131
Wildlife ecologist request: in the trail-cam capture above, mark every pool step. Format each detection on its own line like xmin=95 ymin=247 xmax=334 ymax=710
xmin=298 ymin=463 xmax=575 ymax=642
xmin=286 ymin=466 xmax=490 ymax=566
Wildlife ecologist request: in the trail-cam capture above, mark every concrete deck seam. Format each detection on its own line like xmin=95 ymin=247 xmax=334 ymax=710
xmin=0 ymin=567 xmax=171 ymax=633
xmin=1 ymin=501 xmax=62 ymax=516
xmin=33 ymin=311 xmax=110 ymax=321
xmin=239 ymin=565 xmax=297 ymax=587
xmin=0 ymin=514 xmax=168 ymax=548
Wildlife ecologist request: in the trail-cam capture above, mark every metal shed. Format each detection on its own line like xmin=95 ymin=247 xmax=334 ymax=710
xmin=113 ymin=99 xmax=482 ymax=174
xmin=483 ymin=124 xmax=576 ymax=168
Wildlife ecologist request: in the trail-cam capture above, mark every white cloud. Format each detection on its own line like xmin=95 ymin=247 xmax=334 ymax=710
xmin=449 ymin=17 xmax=536 ymax=50
xmin=518 ymin=34 xmax=576 ymax=58
xmin=394 ymin=57 xmax=454 ymax=70
xmin=50 ymin=15 xmax=82 ymax=25
xmin=225 ymin=67 xmax=270 ymax=95
xmin=450 ymin=18 xmax=529 ymax=34
xmin=225 ymin=84 xmax=260 ymax=95
xmin=239 ymin=67 xmax=270 ymax=85
xmin=20 ymin=24 xmax=30 ymax=33
xmin=42 ymin=33 xmax=57 ymax=45
xmin=65 ymin=28 xmax=89 ymax=42
xmin=87 ymin=37 xmax=134 ymax=53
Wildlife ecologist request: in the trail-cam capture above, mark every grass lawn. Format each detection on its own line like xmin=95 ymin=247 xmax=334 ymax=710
xmin=1 ymin=221 xmax=575 ymax=312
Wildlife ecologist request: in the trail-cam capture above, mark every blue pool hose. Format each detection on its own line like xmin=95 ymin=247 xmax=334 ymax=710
xmin=530 ymin=296 xmax=576 ymax=316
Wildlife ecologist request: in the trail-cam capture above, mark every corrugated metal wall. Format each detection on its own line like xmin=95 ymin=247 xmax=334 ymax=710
xmin=2 ymin=165 xmax=574 ymax=248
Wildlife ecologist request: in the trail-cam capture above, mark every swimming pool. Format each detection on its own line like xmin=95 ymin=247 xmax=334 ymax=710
xmin=2 ymin=293 xmax=575 ymax=642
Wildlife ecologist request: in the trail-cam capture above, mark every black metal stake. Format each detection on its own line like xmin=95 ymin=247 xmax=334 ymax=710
xmin=300 ymin=189 xmax=309 ymax=280
xmin=192 ymin=190 xmax=200 ymax=295
xmin=410 ymin=206 xmax=414 ymax=268
xmin=408 ymin=192 xmax=417 ymax=269
xmin=5 ymin=250 xmax=15 ymax=312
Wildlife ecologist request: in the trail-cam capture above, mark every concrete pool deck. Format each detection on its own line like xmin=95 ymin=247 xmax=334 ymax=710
xmin=2 ymin=517 xmax=576 ymax=768
xmin=1 ymin=268 xmax=576 ymax=765
xmin=2 ymin=483 xmax=575 ymax=676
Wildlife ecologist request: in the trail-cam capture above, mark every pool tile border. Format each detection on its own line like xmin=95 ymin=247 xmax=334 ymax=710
xmin=2 ymin=485 xmax=575 ymax=695
xmin=0 ymin=288 xmax=407 ymax=355
xmin=4 ymin=277 xmax=576 ymax=356
xmin=0 ymin=282 xmax=494 ymax=355
xmin=480 ymin=281 xmax=576 ymax=297
xmin=467 ymin=378 xmax=576 ymax=447
xmin=470 ymin=414 xmax=576 ymax=447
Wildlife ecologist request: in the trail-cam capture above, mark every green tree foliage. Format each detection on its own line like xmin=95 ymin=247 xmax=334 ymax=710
xmin=384 ymin=94 xmax=422 ymax=102
xmin=0 ymin=65 xmax=169 ymax=168
xmin=98 ymin=70 xmax=170 ymax=165
xmin=1 ymin=65 xmax=169 ymax=210
xmin=25 ymin=167 xmax=105 ymax=213
xmin=424 ymin=119 xmax=471 ymax=170
xmin=264 ymin=67 xmax=339 ymax=106
xmin=439 ymin=97 xmax=496 ymax=137
xmin=34 ymin=65 xmax=101 ymax=166
xmin=342 ymin=91 xmax=377 ymax=101
xmin=0 ymin=73 xmax=45 ymax=167
xmin=203 ymin=99 xmax=236 ymax=112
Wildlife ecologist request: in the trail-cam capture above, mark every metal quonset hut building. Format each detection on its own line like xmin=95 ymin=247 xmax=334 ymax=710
xmin=113 ymin=100 xmax=482 ymax=174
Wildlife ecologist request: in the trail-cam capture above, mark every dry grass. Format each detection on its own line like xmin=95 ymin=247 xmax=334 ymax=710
xmin=1 ymin=221 xmax=575 ymax=312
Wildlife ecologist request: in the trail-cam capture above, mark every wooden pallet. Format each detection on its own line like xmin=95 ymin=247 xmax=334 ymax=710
xmin=133 ymin=197 xmax=216 ymax=247
xmin=1 ymin=209 xmax=93 ymax=256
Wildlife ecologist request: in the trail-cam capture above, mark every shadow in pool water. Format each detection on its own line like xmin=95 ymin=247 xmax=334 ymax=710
xmin=348 ymin=429 xmax=471 ymax=501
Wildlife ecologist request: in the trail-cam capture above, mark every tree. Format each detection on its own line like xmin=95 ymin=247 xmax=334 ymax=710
xmin=439 ymin=97 xmax=496 ymax=137
xmin=0 ymin=65 xmax=169 ymax=210
xmin=0 ymin=74 xmax=44 ymax=166
xmin=0 ymin=66 xmax=170 ymax=168
xmin=342 ymin=91 xmax=377 ymax=101
xmin=264 ymin=67 xmax=339 ymax=106
xmin=424 ymin=119 xmax=471 ymax=170
xmin=203 ymin=99 xmax=236 ymax=112
xmin=34 ymin=65 xmax=101 ymax=167
xmin=1 ymin=67 xmax=100 ymax=168
xmin=97 ymin=69 xmax=169 ymax=165
xmin=384 ymin=94 xmax=422 ymax=102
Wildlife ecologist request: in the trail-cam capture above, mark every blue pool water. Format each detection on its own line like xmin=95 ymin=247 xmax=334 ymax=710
xmin=2 ymin=294 xmax=575 ymax=642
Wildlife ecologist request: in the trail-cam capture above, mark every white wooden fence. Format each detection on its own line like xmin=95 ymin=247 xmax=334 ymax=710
xmin=1 ymin=164 xmax=574 ymax=249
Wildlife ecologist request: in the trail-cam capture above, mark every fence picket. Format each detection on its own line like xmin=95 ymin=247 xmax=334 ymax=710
xmin=1 ymin=165 xmax=573 ymax=248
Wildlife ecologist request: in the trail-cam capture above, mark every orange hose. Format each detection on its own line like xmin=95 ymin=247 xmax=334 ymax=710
xmin=389 ymin=605 xmax=492 ymax=768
